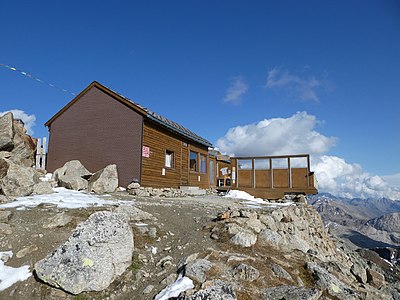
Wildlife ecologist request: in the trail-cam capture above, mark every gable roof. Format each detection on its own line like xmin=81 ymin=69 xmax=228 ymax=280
xmin=45 ymin=81 xmax=213 ymax=147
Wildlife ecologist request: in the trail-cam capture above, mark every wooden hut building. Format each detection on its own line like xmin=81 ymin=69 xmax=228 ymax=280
xmin=45 ymin=81 xmax=213 ymax=188
xmin=45 ymin=81 xmax=318 ymax=198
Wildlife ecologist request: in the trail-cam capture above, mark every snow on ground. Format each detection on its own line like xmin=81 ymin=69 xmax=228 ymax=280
xmin=39 ymin=173 xmax=53 ymax=182
xmin=223 ymin=190 xmax=295 ymax=208
xmin=0 ymin=187 xmax=135 ymax=210
xmin=0 ymin=251 xmax=32 ymax=291
xmin=154 ymin=274 xmax=194 ymax=300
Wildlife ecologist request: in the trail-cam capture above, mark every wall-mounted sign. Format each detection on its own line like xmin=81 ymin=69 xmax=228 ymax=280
xmin=142 ymin=146 xmax=150 ymax=158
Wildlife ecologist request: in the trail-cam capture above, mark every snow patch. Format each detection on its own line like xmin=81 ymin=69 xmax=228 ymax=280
xmin=0 ymin=187 xmax=135 ymax=209
xmin=0 ymin=251 xmax=32 ymax=291
xmin=154 ymin=274 xmax=194 ymax=300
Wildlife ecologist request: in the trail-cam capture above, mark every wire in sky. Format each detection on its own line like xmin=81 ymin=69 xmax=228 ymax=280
xmin=0 ymin=63 xmax=76 ymax=96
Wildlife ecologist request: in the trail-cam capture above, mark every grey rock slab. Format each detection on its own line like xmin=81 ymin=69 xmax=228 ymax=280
xmin=185 ymin=259 xmax=213 ymax=283
xmin=87 ymin=164 xmax=118 ymax=193
xmin=263 ymin=285 xmax=322 ymax=300
xmin=271 ymin=263 xmax=293 ymax=281
xmin=34 ymin=211 xmax=134 ymax=294
xmin=350 ymin=261 xmax=367 ymax=284
xmin=230 ymin=231 xmax=257 ymax=247
xmin=42 ymin=212 xmax=73 ymax=229
xmin=232 ymin=263 xmax=260 ymax=281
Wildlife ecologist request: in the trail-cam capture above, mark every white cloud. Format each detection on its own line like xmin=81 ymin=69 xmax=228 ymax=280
xmin=216 ymin=112 xmax=400 ymax=200
xmin=313 ymin=156 xmax=400 ymax=200
xmin=223 ymin=76 xmax=248 ymax=105
xmin=0 ymin=109 xmax=36 ymax=135
xmin=266 ymin=68 xmax=323 ymax=102
xmin=382 ymin=173 xmax=400 ymax=189
xmin=216 ymin=111 xmax=336 ymax=157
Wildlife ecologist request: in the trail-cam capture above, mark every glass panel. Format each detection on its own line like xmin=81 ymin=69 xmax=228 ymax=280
xmin=271 ymin=158 xmax=288 ymax=169
xmin=254 ymin=159 xmax=269 ymax=170
xmin=200 ymin=154 xmax=207 ymax=173
xmin=190 ymin=151 xmax=198 ymax=171
xmin=237 ymin=159 xmax=252 ymax=170
xmin=290 ymin=157 xmax=307 ymax=168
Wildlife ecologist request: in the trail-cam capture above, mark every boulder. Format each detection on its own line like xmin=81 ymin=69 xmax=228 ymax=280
xmin=34 ymin=211 xmax=134 ymax=294
xmin=0 ymin=113 xmax=14 ymax=152
xmin=230 ymin=231 xmax=257 ymax=247
xmin=0 ymin=158 xmax=39 ymax=197
xmin=53 ymin=160 xmax=91 ymax=191
xmin=263 ymin=285 xmax=322 ymax=300
xmin=32 ymin=181 xmax=54 ymax=195
xmin=185 ymin=259 xmax=213 ymax=283
xmin=87 ymin=164 xmax=118 ymax=193
xmin=114 ymin=205 xmax=155 ymax=222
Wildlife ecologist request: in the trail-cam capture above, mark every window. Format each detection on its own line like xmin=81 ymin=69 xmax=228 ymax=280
xmin=190 ymin=151 xmax=198 ymax=171
xmin=165 ymin=150 xmax=174 ymax=168
xmin=200 ymin=154 xmax=207 ymax=173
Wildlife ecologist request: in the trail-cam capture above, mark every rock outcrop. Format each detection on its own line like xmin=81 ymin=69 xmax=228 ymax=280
xmin=34 ymin=211 xmax=134 ymax=294
xmin=87 ymin=164 xmax=118 ymax=193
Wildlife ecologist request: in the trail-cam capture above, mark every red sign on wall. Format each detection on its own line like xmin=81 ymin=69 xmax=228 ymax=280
xmin=142 ymin=146 xmax=150 ymax=158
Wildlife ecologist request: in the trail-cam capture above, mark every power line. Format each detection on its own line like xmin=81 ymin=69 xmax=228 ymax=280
xmin=0 ymin=63 xmax=76 ymax=96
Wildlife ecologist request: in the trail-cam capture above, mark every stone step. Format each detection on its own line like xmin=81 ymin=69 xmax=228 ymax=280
xmin=180 ymin=186 xmax=206 ymax=195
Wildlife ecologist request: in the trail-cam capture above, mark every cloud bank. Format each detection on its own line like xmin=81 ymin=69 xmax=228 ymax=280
xmin=266 ymin=68 xmax=324 ymax=102
xmin=223 ymin=76 xmax=248 ymax=105
xmin=216 ymin=112 xmax=400 ymax=200
xmin=0 ymin=109 xmax=36 ymax=135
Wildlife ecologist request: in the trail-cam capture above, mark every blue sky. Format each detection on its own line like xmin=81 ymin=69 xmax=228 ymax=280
xmin=1 ymin=1 xmax=399 ymax=198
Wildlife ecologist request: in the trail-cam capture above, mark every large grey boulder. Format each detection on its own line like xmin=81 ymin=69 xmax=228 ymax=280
xmin=32 ymin=181 xmax=54 ymax=195
xmin=232 ymin=263 xmax=260 ymax=281
xmin=87 ymin=164 xmax=118 ymax=193
xmin=0 ymin=113 xmax=14 ymax=152
xmin=263 ymin=285 xmax=322 ymax=300
xmin=0 ymin=158 xmax=39 ymax=197
xmin=53 ymin=160 xmax=92 ymax=190
xmin=34 ymin=211 xmax=134 ymax=294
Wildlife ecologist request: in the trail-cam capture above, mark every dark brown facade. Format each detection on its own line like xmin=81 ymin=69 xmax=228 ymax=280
xmin=46 ymin=85 xmax=144 ymax=187
xmin=45 ymin=81 xmax=212 ymax=188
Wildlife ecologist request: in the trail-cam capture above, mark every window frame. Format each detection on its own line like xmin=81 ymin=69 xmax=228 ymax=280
xmin=165 ymin=149 xmax=175 ymax=169
xmin=200 ymin=154 xmax=207 ymax=174
xmin=189 ymin=150 xmax=198 ymax=172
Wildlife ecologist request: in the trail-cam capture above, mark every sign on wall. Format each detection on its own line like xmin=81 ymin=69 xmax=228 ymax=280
xmin=142 ymin=146 xmax=150 ymax=158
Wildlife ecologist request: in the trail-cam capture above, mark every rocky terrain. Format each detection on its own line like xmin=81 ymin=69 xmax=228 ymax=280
xmin=1 ymin=112 xmax=400 ymax=299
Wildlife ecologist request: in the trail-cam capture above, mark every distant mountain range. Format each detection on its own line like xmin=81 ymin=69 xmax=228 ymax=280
xmin=308 ymin=193 xmax=400 ymax=251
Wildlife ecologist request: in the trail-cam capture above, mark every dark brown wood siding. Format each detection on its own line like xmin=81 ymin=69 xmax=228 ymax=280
xmin=46 ymin=86 xmax=143 ymax=187
xmin=141 ymin=121 xmax=210 ymax=188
